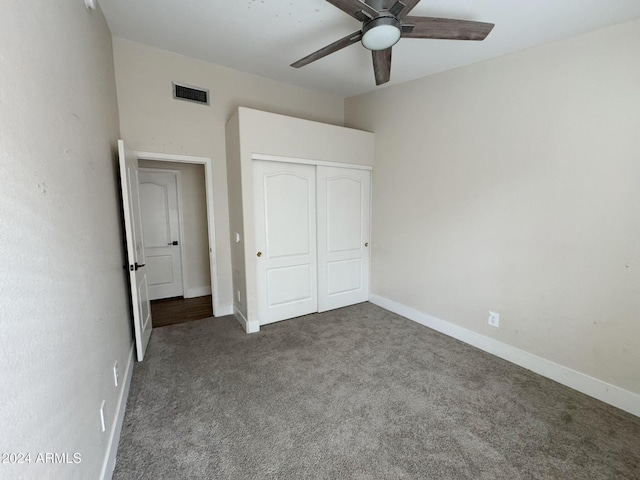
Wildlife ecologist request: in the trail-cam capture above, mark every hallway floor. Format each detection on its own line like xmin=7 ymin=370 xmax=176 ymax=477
xmin=150 ymin=295 xmax=213 ymax=328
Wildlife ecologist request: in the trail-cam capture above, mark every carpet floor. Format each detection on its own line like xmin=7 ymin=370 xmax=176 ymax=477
xmin=113 ymin=303 xmax=640 ymax=479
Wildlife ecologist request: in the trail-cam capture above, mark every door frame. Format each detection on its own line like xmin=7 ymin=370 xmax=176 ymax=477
xmin=252 ymin=153 xmax=373 ymax=171
xmin=139 ymin=167 xmax=188 ymax=300
xmin=133 ymin=150 xmax=221 ymax=317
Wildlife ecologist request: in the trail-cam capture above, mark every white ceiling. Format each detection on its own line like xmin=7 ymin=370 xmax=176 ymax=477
xmin=99 ymin=0 xmax=640 ymax=98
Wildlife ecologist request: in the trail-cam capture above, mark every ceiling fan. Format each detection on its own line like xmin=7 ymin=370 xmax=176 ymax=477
xmin=291 ymin=0 xmax=495 ymax=86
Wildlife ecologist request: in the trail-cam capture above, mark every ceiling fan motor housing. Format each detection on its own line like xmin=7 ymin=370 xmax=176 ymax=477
xmin=361 ymin=15 xmax=402 ymax=50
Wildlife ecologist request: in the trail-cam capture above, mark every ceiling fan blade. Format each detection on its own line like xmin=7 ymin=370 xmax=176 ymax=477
xmin=372 ymin=47 xmax=392 ymax=85
xmin=291 ymin=31 xmax=363 ymax=68
xmin=388 ymin=1 xmax=406 ymax=17
xmin=395 ymin=0 xmax=421 ymax=20
xmin=402 ymin=16 xmax=495 ymax=40
xmin=325 ymin=0 xmax=379 ymax=21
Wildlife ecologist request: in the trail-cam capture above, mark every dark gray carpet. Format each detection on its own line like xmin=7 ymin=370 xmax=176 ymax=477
xmin=113 ymin=303 xmax=640 ymax=479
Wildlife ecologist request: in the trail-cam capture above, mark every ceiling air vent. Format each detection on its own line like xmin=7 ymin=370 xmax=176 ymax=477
xmin=172 ymin=82 xmax=209 ymax=105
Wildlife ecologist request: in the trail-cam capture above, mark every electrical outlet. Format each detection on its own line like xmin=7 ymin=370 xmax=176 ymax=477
xmin=99 ymin=401 xmax=106 ymax=432
xmin=488 ymin=311 xmax=500 ymax=328
xmin=113 ymin=361 xmax=119 ymax=387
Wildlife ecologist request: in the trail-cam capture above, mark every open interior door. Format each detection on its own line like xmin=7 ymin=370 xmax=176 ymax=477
xmin=118 ymin=140 xmax=152 ymax=361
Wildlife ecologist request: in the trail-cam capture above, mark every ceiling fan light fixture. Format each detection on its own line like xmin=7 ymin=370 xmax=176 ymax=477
xmin=361 ymin=16 xmax=401 ymax=51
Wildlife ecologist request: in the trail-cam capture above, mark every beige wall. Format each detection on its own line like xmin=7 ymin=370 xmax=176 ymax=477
xmin=345 ymin=19 xmax=640 ymax=396
xmin=227 ymin=107 xmax=374 ymax=329
xmin=112 ymin=38 xmax=345 ymax=311
xmin=0 ymin=2 xmax=131 ymax=478
xmin=225 ymin=114 xmax=247 ymax=319
xmin=139 ymin=160 xmax=211 ymax=295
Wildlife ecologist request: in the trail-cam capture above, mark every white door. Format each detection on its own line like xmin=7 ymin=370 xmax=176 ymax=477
xmin=118 ymin=140 xmax=152 ymax=361
xmin=317 ymin=166 xmax=370 ymax=312
xmin=138 ymin=169 xmax=184 ymax=300
xmin=253 ymin=161 xmax=318 ymax=324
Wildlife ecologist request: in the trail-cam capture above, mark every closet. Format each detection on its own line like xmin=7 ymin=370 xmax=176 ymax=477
xmin=225 ymin=107 xmax=374 ymax=332
xmin=253 ymin=160 xmax=370 ymax=324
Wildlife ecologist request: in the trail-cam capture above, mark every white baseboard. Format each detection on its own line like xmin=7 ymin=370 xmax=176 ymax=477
xmin=100 ymin=344 xmax=135 ymax=480
xmin=216 ymin=304 xmax=234 ymax=317
xmin=233 ymin=306 xmax=260 ymax=334
xmin=369 ymin=294 xmax=640 ymax=418
xmin=247 ymin=320 xmax=260 ymax=334
xmin=186 ymin=286 xmax=212 ymax=298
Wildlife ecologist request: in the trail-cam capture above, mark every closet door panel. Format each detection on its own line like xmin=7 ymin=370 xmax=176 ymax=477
xmin=317 ymin=167 xmax=370 ymax=312
xmin=253 ymin=161 xmax=318 ymax=324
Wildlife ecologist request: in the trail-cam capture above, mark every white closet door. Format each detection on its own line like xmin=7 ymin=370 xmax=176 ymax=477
xmin=253 ymin=161 xmax=318 ymax=324
xmin=317 ymin=166 xmax=370 ymax=312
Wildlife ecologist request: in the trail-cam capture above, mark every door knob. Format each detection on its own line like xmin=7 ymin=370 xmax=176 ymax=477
xmin=168 ymin=241 xmax=179 ymax=246
xmin=257 ymin=251 xmax=262 ymax=257
xmin=364 ymin=242 xmax=369 ymax=247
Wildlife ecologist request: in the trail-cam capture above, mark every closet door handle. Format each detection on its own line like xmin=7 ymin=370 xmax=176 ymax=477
xmin=168 ymin=241 xmax=179 ymax=246
xmin=364 ymin=242 xmax=368 ymax=247
xmin=257 ymin=251 xmax=262 ymax=257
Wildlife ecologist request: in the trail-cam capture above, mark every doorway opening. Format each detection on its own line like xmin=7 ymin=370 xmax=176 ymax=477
xmin=134 ymin=150 xmax=221 ymax=319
